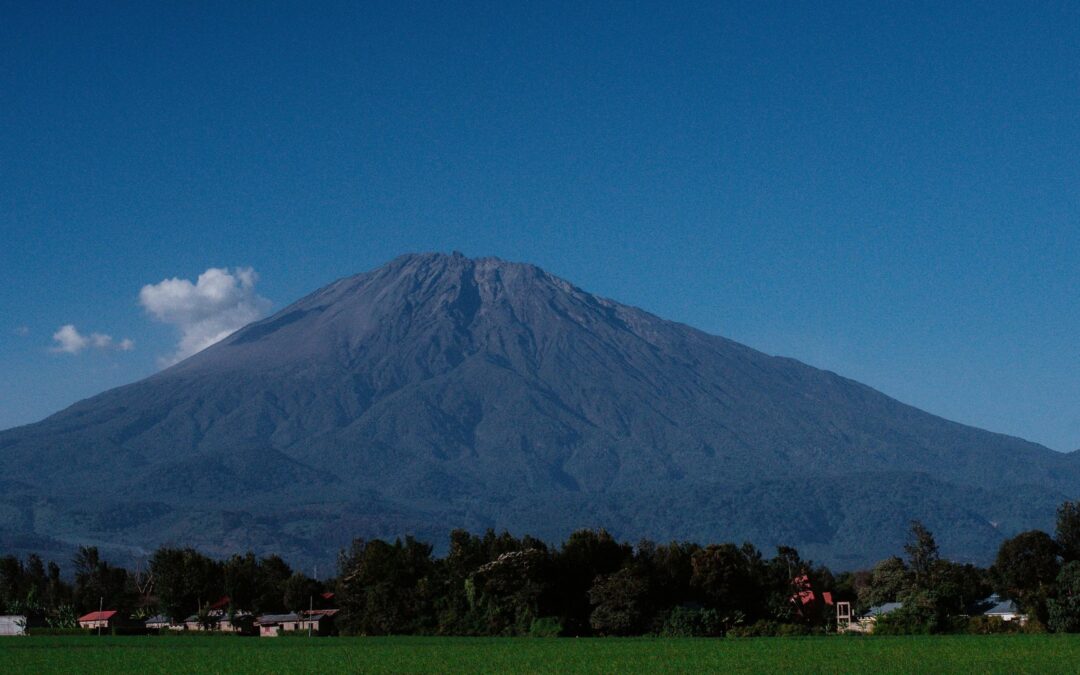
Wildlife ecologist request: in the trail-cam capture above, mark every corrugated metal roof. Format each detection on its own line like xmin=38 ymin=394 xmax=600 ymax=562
xmin=864 ymin=602 xmax=902 ymax=617
xmin=975 ymin=594 xmax=1024 ymax=616
xmin=78 ymin=610 xmax=118 ymax=622
xmin=256 ymin=613 xmax=301 ymax=624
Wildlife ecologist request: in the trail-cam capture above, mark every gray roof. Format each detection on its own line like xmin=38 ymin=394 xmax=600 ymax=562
xmin=256 ymin=613 xmax=301 ymax=624
xmin=864 ymin=602 xmax=903 ymax=618
xmin=975 ymin=594 xmax=1024 ymax=616
xmin=145 ymin=615 xmax=172 ymax=625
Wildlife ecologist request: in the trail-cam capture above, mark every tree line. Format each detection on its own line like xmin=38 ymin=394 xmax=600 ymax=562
xmin=3 ymin=500 xmax=1080 ymax=636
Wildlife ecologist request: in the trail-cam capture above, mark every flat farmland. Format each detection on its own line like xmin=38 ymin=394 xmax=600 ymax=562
xmin=3 ymin=635 xmax=1080 ymax=673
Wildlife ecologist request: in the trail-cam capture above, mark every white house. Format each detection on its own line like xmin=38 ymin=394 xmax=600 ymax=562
xmin=0 ymin=615 xmax=27 ymax=636
xmin=974 ymin=594 xmax=1028 ymax=624
xmin=840 ymin=601 xmax=902 ymax=633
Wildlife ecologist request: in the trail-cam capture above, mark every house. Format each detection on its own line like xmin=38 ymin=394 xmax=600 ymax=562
xmin=256 ymin=610 xmax=338 ymax=637
xmin=78 ymin=610 xmax=121 ymax=630
xmin=297 ymin=609 xmax=339 ymax=636
xmin=840 ymin=602 xmax=902 ymax=633
xmin=144 ymin=614 xmax=174 ymax=631
xmin=790 ymin=575 xmax=835 ymax=608
xmin=183 ymin=614 xmax=213 ymax=631
xmin=256 ymin=613 xmax=302 ymax=637
xmin=219 ymin=613 xmax=255 ymax=634
xmin=971 ymin=594 xmax=1028 ymax=624
xmin=0 ymin=615 xmax=27 ymax=636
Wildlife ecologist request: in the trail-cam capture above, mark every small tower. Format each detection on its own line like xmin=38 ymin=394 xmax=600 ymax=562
xmin=836 ymin=601 xmax=853 ymax=632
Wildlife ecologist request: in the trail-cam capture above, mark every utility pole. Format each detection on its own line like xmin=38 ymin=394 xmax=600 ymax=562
xmin=97 ymin=597 xmax=103 ymax=637
xmin=308 ymin=596 xmax=313 ymax=638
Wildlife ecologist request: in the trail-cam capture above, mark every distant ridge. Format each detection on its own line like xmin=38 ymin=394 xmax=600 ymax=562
xmin=1 ymin=252 xmax=1075 ymax=568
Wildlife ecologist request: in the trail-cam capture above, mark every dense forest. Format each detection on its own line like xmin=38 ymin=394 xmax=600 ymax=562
xmin=4 ymin=501 xmax=1080 ymax=636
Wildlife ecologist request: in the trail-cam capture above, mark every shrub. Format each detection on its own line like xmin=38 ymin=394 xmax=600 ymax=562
xmin=966 ymin=616 xmax=1020 ymax=634
xmin=660 ymin=606 xmax=723 ymax=637
xmin=528 ymin=617 xmax=563 ymax=637
xmin=27 ymin=627 xmax=90 ymax=636
xmin=728 ymin=620 xmax=815 ymax=638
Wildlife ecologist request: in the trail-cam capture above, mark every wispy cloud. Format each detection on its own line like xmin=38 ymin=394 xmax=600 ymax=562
xmin=139 ymin=267 xmax=271 ymax=365
xmin=14 ymin=325 xmax=30 ymax=336
xmin=51 ymin=325 xmax=133 ymax=355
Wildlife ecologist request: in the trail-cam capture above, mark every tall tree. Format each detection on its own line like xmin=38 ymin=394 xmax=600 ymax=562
xmin=337 ymin=537 xmax=436 ymax=635
xmin=72 ymin=547 xmax=135 ymax=614
xmin=283 ymin=573 xmax=321 ymax=614
xmin=690 ymin=542 xmax=766 ymax=628
xmin=1057 ymin=501 xmax=1080 ymax=563
xmin=553 ymin=529 xmax=632 ymax=635
xmin=992 ymin=530 xmax=1061 ymax=622
xmin=859 ymin=556 xmax=909 ymax=609
xmin=904 ymin=521 xmax=940 ymax=590
xmin=588 ymin=567 xmax=650 ymax=636
xmin=255 ymin=555 xmax=293 ymax=614
xmin=1048 ymin=561 xmax=1080 ymax=633
xmin=149 ymin=547 xmax=223 ymax=620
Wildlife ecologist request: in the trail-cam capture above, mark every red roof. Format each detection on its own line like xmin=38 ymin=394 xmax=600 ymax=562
xmin=304 ymin=609 xmax=339 ymax=617
xmin=208 ymin=595 xmax=231 ymax=610
xmin=321 ymin=592 xmax=335 ymax=600
xmin=79 ymin=610 xmax=118 ymax=622
xmin=822 ymin=591 xmax=834 ymax=606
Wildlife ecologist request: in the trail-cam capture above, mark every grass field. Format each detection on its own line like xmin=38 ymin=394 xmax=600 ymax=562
xmin=3 ymin=634 xmax=1080 ymax=674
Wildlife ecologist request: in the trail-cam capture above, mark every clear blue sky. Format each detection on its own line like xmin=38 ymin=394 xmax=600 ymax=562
xmin=2 ymin=1 xmax=1078 ymax=450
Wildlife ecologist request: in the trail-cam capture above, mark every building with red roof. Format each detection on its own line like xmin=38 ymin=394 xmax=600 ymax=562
xmin=78 ymin=610 xmax=119 ymax=630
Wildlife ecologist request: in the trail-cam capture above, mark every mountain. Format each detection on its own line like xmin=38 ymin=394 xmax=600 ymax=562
xmin=1 ymin=252 xmax=1077 ymax=569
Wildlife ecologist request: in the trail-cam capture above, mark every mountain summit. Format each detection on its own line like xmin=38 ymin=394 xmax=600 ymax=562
xmin=2 ymin=253 xmax=1076 ymax=567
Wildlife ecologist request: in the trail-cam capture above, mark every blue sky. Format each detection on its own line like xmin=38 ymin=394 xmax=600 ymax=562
xmin=1 ymin=1 xmax=1078 ymax=450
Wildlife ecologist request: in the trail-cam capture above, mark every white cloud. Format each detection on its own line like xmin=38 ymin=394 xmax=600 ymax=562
xmin=51 ymin=325 xmax=133 ymax=354
xmin=14 ymin=325 xmax=29 ymax=336
xmin=139 ymin=266 xmax=271 ymax=365
xmin=52 ymin=324 xmax=89 ymax=354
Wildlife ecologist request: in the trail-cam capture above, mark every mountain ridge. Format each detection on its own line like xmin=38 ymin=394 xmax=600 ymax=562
xmin=1 ymin=252 xmax=1075 ymax=568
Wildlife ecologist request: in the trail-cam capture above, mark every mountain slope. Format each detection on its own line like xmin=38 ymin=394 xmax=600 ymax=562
xmin=1 ymin=252 xmax=1076 ymax=568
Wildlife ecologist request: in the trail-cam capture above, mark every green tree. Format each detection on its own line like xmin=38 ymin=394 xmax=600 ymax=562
xmin=1057 ymin=501 xmax=1080 ymax=563
xmin=929 ymin=560 xmax=990 ymax=616
xmin=283 ymin=573 xmax=321 ymax=613
xmin=149 ymin=547 xmax=223 ymax=621
xmin=553 ymin=529 xmax=632 ymax=635
xmin=222 ymin=553 xmax=260 ymax=612
xmin=635 ymin=540 xmax=699 ymax=629
xmin=254 ymin=555 xmax=293 ymax=614
xmin=859 ymin=556 xmax=909 ymax=610
xmin=690 ymin=542 xmax=765 ymax=629
xmin=337 ymin=537 xmax=436 ymax=635
xmin=588 ymin=567 xmax=650 ymax=635
xmin=1048 ymin=561 xmax=1080 ymax=633
xmin=72 ymin=546 xmax=135 ymax=615
xmin=904 ymin=521 xmax=940 ymax=590
xmin=992 ymin=530 xmax=1060 ymax=623
xmin=468 ymin=548 xmax=551 ymax=635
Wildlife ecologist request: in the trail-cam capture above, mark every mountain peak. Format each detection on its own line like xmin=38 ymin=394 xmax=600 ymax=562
xmin=0 ymin=252 xmax=1072 ymax=569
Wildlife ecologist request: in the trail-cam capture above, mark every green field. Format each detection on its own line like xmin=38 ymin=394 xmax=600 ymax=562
xmin=2 ymin=635 xmax=1080 ymax=674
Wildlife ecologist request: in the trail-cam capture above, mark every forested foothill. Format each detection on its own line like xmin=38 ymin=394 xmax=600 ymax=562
xmin=4 ymin=501 xmax=1080 ymax=637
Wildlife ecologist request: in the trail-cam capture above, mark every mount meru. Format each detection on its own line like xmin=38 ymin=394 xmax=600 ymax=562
xmin=2 ymin=253 xmax=1077 ymax=569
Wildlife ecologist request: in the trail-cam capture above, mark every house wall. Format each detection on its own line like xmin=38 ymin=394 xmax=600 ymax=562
xmin=79 ymin=620 xmax=112 ymax=630
xmin=0 ymin=616 xmax=27 ymax=636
